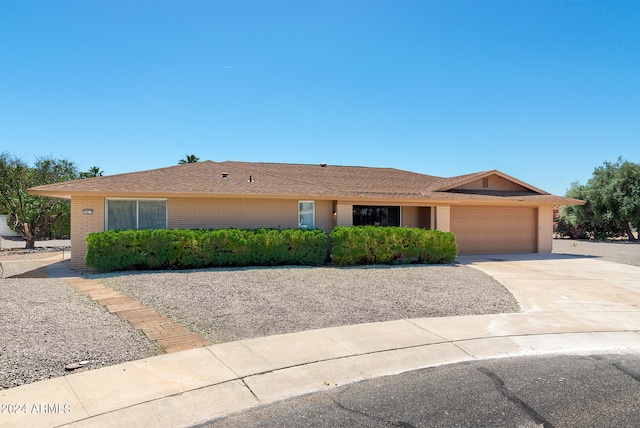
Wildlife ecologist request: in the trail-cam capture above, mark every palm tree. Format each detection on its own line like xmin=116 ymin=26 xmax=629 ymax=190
xmin=179 ymin=154 xmax=200 ymax=164
xmin=79 ymin=166 xmax=103 ymax=178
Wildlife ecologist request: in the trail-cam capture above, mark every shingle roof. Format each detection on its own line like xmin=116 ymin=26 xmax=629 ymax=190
xmin=28 ymin=160 xmax=583 ymax=204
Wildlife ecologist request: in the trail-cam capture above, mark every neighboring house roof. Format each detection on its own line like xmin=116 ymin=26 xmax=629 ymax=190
xmin=28 ymin=160 xmax=584 ymax=205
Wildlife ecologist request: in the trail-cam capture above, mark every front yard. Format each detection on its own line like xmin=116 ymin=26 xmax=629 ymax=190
xmin=96 ymin=264 xmax=518 ymax=344
xmin=3 ymin=238 xmax=638 ymax=389
xmin=1 ymin=251 xmax=517 ymax=388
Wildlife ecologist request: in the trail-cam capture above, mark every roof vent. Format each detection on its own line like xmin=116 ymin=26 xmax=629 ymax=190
xmin=482 ymin=177 xmax=489 ymax=188
xmin=320 ymin=163 xmax=327 ymax=167
xmin=221 ymin=172 xmax=229 ymax=179
xmin=248 ymin=175 xmax=253 ymax=183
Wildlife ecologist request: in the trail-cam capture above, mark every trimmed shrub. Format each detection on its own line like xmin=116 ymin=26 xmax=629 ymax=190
xmin=329 ymin=226 xmax=457 ymax=266
xmin=85 ymin=226 xmax=456 ymax=272
xmin=86 ymin=228 xmax=328 ymax=272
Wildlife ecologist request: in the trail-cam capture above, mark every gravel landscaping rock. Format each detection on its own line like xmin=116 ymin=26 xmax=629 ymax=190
xmin=0 ymin=278 xmax=161 ymax=389
xmin=553 ymin=239 xmax=640 ymax=267
xmin=97 ymin=264 xmax=520 ymax=344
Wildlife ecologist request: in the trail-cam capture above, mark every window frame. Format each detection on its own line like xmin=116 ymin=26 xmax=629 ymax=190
xmin=352 ymin=205 xmax=401 ymax=227
xmin=105 ymin=198 xmax=168 ymax=231
xmin=298 ymin=200 xmax=315 ymax=230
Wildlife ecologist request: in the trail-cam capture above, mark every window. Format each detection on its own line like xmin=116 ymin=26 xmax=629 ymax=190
xmin=299 ymin=201 xmax=315 ymax=229
xmin=106 ymin=199 xmax=167 ymax=230
xmin=353 ymin=206 xmax=400 ymax=227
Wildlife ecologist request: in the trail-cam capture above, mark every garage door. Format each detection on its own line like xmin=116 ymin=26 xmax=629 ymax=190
xmin=450 ymin=206 xmax=537 ymax=254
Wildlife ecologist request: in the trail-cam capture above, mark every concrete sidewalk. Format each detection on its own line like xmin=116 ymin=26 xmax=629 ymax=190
xmin=1 ymin=254 xmax=640 ymax=428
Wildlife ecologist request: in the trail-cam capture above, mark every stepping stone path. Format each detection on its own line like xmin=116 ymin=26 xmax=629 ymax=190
xmin=62 ymin=277 xmax=211 ymax=353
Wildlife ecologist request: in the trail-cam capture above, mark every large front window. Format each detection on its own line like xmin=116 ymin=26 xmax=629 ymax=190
xmin=353 ymin=206 xmax=400 ymax=227
xmin=106 ymin=199 xmax=167 ymax=230
xmin=299 ymin=201 xmax=315 ymax=229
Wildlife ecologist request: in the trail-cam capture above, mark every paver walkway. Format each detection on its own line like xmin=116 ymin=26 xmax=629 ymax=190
xmin=61 ymin=277 xmax=211 ymax=353
xmin=0 ymin=252 xmax=211 ymax=353
xmin=45 ymin=258 xmax=211 ymax=353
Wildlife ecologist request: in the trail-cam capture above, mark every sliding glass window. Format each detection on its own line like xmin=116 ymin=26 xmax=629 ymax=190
xmin=106 ymin=199 xmax=167 ymax=231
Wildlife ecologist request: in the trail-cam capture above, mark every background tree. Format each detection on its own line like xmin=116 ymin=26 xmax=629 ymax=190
xmin=559 ymin=158 xmax=639 ymax=241
xmin=178 ymin=154 xmax=200 ymax=164
xmin=79 ymin=166 xmax=103 ymax=178
xmin=0 ymin=153 xmax=77 ymax=248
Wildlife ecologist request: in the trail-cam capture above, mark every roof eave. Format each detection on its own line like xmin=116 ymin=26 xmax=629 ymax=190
xmin=26 ymin=188 xmax=584 ymax=206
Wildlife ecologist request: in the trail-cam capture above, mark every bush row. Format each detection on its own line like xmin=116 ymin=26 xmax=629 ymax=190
xmin=329 ymin=226 xmax=457 ymax=265
xmin=85 ymin=228 xmax=328 ymax=272
xmin=85 ymin=227 xmax=458 ymax=272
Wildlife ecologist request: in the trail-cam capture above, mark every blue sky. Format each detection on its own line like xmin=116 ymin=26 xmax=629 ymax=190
xmin=1 ymin=0 xmax=638 ymax=196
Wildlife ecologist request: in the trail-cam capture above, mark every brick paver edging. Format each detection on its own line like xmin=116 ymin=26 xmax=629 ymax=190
xmin=61 ymin=277 xmax=211 ymax=353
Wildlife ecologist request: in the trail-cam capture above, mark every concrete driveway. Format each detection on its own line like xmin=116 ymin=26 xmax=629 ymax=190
xmin=457 ymin=253 xmax=640 ymax=313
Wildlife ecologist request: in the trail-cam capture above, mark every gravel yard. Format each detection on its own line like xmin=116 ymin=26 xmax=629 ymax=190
xmin=97 ymin=265 xmax=520 ymax=344
xmin=553 ymin=239 xmax=640 ymax=267
xmin=0 ymin=277 xmax=160 ymax=389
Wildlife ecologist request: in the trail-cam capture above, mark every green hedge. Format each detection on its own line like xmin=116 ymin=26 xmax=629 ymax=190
xmin=85 ymin=226 xmax=458 ymax=272
xmin=329 ymin=226 xmax=457 ymax=266
xmin=86 ymin=228 xmax=329 ymax=272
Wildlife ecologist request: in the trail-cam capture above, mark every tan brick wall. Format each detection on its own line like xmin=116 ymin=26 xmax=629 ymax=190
xmin=70 ymin=197 xmax=105 ymax=270
xmin=168 ymin=197 xmax=334 ymax=232
xmin=69 ymin=196 xmax=552 ymax=268
xmin=435 ymin=205 xmax=451 ymax=232
xmin=314 ymin=200 xmax=334 ymax=232
xmin=71 ymin=196 xmax=334 ymax=269
xmin=335 ymin=202 xmax=352 ymax=227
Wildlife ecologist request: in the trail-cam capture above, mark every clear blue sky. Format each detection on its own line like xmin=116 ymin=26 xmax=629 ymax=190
xmin=1 ymin=0 xmax=638 ymax=196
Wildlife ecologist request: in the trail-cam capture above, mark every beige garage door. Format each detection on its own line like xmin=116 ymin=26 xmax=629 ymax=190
xmin=450 ymin=206 xmax=537 ymax=254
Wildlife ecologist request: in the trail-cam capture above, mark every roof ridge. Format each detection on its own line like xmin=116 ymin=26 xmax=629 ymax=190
xmin=221 ymin=160 xmax=402 ymax=171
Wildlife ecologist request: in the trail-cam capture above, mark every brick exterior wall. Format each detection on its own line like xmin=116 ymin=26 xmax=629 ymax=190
xmin=70 ymin=197 xmax=105 ymax=270
xmin=434 ymin=205 xmax=451 ymax=232
xmin=168 ymin=197 xmax=334 ymax=232
xmin=69 ymin=196 xmax=334 ymax=269
xmin=335 ymin=202 xmax=352 ymax=227
xmin=69 ymin=196 xmax=549 ymax=269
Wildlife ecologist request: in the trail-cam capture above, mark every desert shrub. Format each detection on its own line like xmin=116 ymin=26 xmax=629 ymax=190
xmin=329 ymin=226 xmax=457 ymax=266
xmin=86 ymin=228 xmax=328 ymax=272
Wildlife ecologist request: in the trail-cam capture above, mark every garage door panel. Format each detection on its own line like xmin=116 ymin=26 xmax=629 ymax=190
xmin=451 ymin=206 xmax=536 ymax=254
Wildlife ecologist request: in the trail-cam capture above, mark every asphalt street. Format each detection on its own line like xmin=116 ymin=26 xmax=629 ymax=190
xmin=204 ymin=353 xmax=640 ymax=428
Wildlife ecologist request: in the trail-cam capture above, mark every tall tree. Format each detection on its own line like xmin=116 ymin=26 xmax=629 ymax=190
xmin=0 ymin=153 xmax=78 ymax=249
xmin=560 ymin=158 xmax=640 ymax=240
xmin=79 ymin=166 xmax=103 ymax=178
xmin=178 ymin=154 xmax=200 ymax=164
